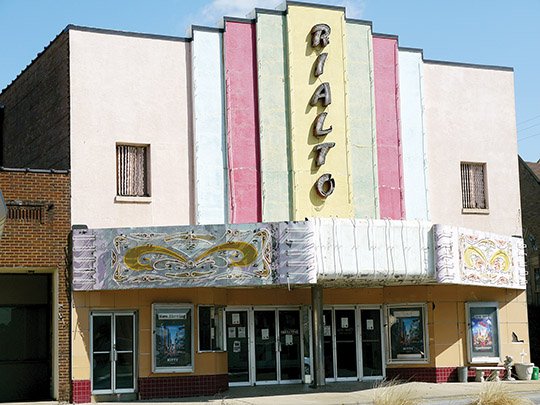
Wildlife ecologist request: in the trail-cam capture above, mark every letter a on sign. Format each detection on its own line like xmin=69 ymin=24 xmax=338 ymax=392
xmin=310 ymin=83 xmax=332 ymax=107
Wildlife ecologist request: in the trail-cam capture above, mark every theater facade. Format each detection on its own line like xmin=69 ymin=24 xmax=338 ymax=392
xmin=66 ymin=2 xmax=526 ymax=402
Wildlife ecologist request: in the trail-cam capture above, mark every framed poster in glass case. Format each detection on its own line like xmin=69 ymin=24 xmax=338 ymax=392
xmin=152 ymin=304 xmax=193 ymax=372
xmin=387 ymin=304 xmax=428 ymax=363
xmin=466 ymin=302 xmax=500 ymax=363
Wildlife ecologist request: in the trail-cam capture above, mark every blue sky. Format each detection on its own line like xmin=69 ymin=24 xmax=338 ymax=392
xmin=1 ymin=0 xmax=539 ymax=161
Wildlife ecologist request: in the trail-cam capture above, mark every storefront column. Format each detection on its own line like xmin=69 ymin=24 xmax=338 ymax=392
xmin=311 ymin=284 xmax=325 ymax=387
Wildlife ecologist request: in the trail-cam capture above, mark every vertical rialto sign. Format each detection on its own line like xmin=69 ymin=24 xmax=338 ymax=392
xmin=310 ymin=24 xmax=335 ymax=198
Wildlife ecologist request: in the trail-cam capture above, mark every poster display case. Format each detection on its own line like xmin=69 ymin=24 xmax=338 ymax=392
xmin=387 ymin=304 xmax=428 ymax=363
xmin=152 ymin=304 xmax=193 ymax=372
xmin=466 ymin=302 xmax=500 ymax=363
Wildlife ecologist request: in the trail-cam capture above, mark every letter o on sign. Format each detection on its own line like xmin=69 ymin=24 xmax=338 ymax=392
xmin=315 ymin=173 xmax=335 ymax=198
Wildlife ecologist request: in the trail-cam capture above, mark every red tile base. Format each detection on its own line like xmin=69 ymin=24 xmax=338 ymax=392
xmin=72 ymin=380 xmax=91 ymax=403
xmin=386 ymin=367 xmax=460 ymax=383
xmin=138 ymin=374 xmax=228 ymax=400
xmin=386 ymin=366 xmax=509 ymax=383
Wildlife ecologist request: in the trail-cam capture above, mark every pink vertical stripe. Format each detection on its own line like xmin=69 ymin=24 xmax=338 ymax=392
xmin=224 ymin=21 xmax=261 ymax=224
xmin=373 ymin=36 xmax=405 ymax=219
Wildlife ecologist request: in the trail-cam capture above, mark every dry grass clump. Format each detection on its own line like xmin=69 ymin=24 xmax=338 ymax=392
xmin=371 ymin=379 xmax=420 ymax=405
xmin=470 ymin=383 xmax=533 ymax=405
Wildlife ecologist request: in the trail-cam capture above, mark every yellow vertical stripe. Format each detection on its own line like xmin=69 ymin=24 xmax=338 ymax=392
xmin=286 ymin=5 xmax=354 ymax=220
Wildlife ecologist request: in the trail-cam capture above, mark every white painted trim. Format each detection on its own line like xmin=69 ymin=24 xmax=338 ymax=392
xmin=114 ymin=196 xmax=152 ymax=204
xmin=191 ymin=29 xmax=227 ymax=225
xmin=398 ymin=49 xmax=429 ymax=220
xmin=462 ymin=208 xmax=490 ymax=215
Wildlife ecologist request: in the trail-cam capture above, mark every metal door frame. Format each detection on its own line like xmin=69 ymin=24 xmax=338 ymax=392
xmin=323 ymin=305 xmax=385 ymax=383
xmin=252 ymin=308 xmax=279 ymax=385
xmin=324 ymin=306 xmax=358 ymax=382
xmin=90 ymin=311 xmax=137 ymax=394
xmin=225 ymin=307 xmax=252 ymax=387
xmin=357 ymin=306 xmax=385 ymax=381
xmin=225 ymin=306 xmax=303 ymax=386
xmin=276 ymin=307 xmax=303 ymax=385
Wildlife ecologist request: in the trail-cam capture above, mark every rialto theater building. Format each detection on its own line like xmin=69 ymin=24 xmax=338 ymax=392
xmin=63 ymin=2 xmax=527 ymax=401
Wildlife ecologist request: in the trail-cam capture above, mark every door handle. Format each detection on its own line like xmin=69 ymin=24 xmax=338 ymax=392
xmin=277 ymin=341 xmax=282 ymax=352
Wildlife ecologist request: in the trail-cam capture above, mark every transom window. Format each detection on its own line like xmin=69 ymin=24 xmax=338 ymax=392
xmin=460 ymin=162 xmax=487 ymax=210
xmin=116 ymin=144 xmax=149 ymax=197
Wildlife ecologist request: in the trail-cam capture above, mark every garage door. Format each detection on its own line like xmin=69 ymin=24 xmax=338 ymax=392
xmin=0 ymin=274 xmax=52 ymax=401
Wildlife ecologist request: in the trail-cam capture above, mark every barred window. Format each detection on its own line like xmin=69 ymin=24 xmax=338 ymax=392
xmin=461 ymin=162 xmax=487 ymax=210
xmin=116 ymin=144 xmax=149 ymax=197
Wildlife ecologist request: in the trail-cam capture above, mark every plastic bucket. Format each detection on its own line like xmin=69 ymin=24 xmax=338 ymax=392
xmin=532 ymin=366 xmax=539 ymax=380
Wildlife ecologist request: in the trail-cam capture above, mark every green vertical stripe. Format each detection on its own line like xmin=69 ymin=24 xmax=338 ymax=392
xmin=256 ymin=13 xmax=291 ymax=222
xmin=345 ymin=23 xmax=379 ymax=218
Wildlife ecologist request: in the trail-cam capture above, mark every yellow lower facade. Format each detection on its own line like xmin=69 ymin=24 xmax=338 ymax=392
xmin=72 ymin=284 xmax=529 ymax=381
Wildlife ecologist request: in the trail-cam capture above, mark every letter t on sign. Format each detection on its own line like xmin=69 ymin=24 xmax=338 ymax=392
xmin=314 ymin=142 xmax=335 ymax=166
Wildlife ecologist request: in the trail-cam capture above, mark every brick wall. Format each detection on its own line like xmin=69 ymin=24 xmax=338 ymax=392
xmin=0 ymin=169 xmax=71 ymax=401
xmin=0 ymin=30 xmax=70 ymax=169
xmin=386 ymin=366 xmax=509 ymax=383
xmin=138 ymin=375 xmax=228 ymax=400
xmin=520 ymin=158 xmax=540 ymax=302
xmin=519 ymin=157 xmax=540 ymax=366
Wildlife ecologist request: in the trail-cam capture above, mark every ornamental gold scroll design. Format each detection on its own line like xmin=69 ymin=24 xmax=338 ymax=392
xmin=111 ymin=229 xmax=271 ymax=285
xmin=460 ymin=235 xmax=513 ymax=286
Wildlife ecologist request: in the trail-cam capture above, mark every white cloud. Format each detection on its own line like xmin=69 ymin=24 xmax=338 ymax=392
xmin=189 ymin=0 xmax=365 ymax=29
xmin=201 ymin=0 xmax=275 ymax=25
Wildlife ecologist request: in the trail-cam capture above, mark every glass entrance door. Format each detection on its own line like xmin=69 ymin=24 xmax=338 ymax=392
xmin=254 ymin=310 xmax=277 ymax=382
xmin=226 ymin=310 xmax=250 ymax=385
xmin=335 ymin=309 xmax=357 ymax=379
xmin=324 ymin=308 xmax=359 ymax=381
xmin=323 ymin=310 xmax=334 ymax=380
xmin=278 ymin=310 xmax=302 ymax=382
xmin=91 ymin=312 xmax=136 ymax=394
xmin=360 ymin=309 xmax=383 ymax=378
xmin=227 ymin=308 xmax=303 ymax=386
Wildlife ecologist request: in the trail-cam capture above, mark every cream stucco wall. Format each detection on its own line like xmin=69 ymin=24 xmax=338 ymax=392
xmin=424 ymin=63 xmax=521 ymax=236
xmin=72 ymin=285 xmax=528 ymax=380
xmin=69 ymin=29 xmax=192 ymax=228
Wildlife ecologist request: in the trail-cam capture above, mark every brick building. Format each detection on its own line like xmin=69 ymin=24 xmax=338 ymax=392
xmin=519 ymin=157 xmax=540 ymax=365
xmin=0 ymin=169 xmax=70 ymax=401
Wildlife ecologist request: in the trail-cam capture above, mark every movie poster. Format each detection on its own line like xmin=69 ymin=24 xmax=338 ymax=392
xmin=389 ymin=307 xmax=426 ymax=361
xmin=154 ymin=306 xmax=192 ymax=370
xmin=468 ymin=304 xmax=499 ymax=360
xmin=471 ymin=315 xmax=493 ymax=351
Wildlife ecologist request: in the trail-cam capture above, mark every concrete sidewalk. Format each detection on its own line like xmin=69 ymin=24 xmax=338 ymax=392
xmin=129 ymin=381 xmax=540 ymax=405
xmin=5 ymin=382 xmax=540 ymax=405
